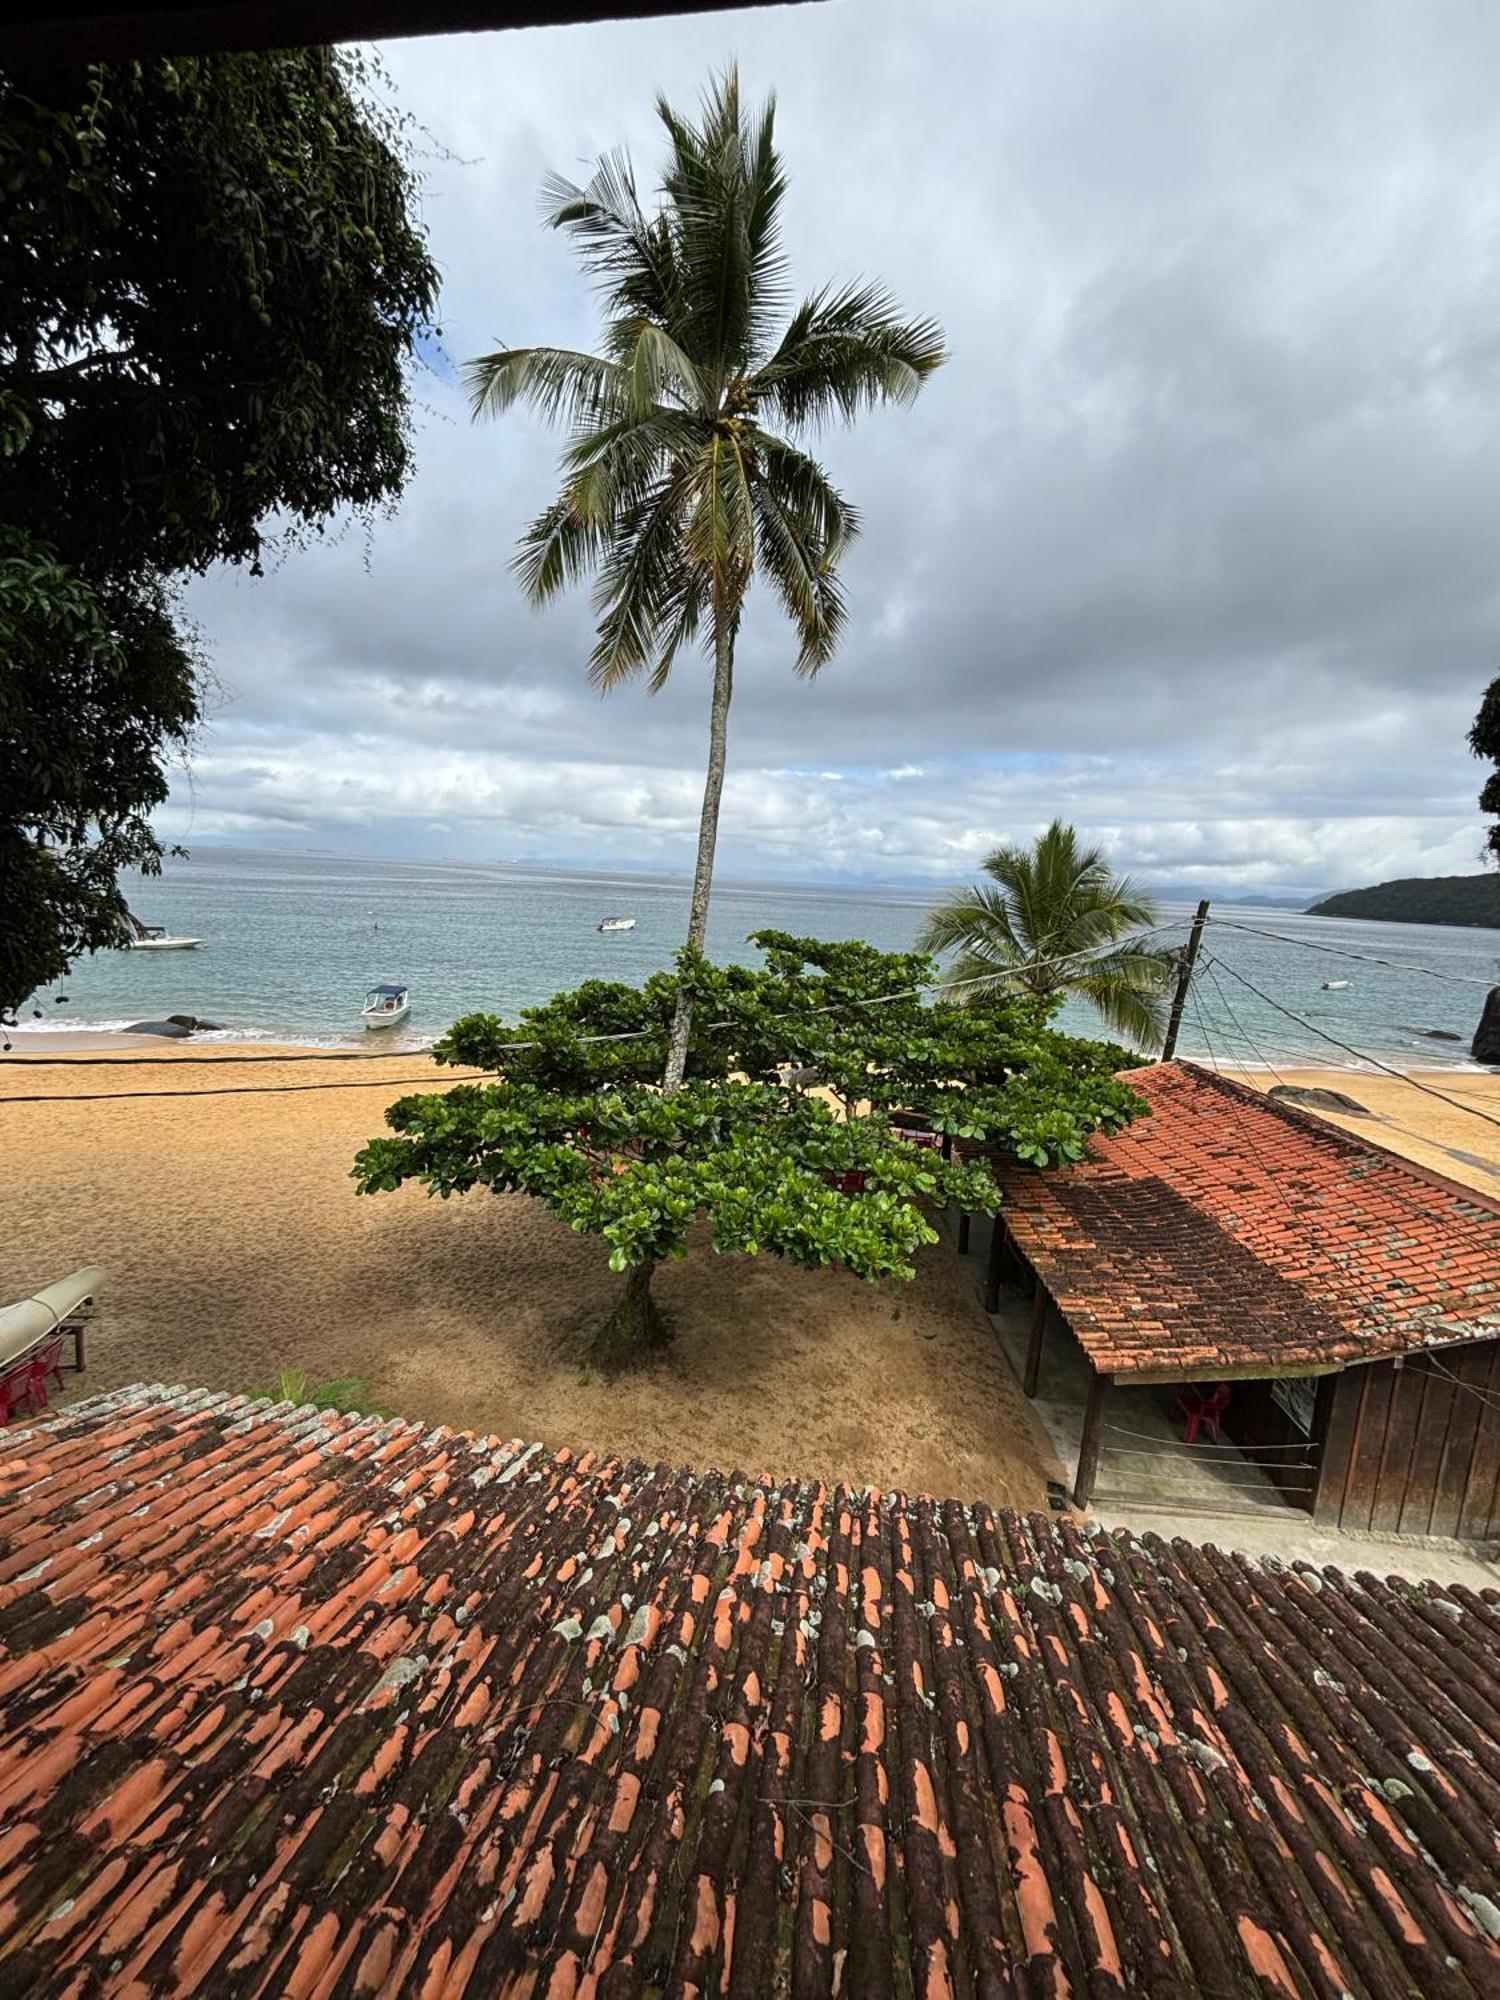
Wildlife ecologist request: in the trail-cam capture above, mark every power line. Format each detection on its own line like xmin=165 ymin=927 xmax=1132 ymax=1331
xmin=1 ymin=924 xmax=1190 ymax=1072
xmin=1202 ymin=954 xmax=1500 ymax=1136
xmin=1198 ymin=962 xmax=1500 ymax=1187
xmin=1206 ymin=917 xmax=1496 ymax=987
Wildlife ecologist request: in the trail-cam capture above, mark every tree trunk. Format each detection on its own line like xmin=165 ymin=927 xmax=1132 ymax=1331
xmin=662 ymin=604 xmax=734 ymax=1091
xmin=591 ymin=1259 xmax=670 ymax=1370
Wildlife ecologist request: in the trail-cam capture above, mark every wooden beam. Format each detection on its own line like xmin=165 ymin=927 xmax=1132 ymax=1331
xmin=984 ymin=1215 xmax=1006 ymax=1313
xmin=1073 ymin=1369 xmax=1112 ymax=1508
xmin=1022 ymin=1279 xmax=1048 ymax=1398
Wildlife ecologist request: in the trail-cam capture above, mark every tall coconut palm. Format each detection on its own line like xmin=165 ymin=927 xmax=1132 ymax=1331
xmin=918 ymin=820 xmax=1176 ymax=1050
xmin=466 ymin=70 xmax=944 ymax=1086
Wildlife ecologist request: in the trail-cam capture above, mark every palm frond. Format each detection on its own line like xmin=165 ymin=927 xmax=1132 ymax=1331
xmin=560 ymin=409 xmax=702 ymax=522
xmin=465 ymin=346 xmax=628 ymax=428
xmin=751 ymin=475 xmax=847 ymax=675
xmin=512 ymin=497 xmax=609 ymax=605
xmin=604 ymin=319 xmax=704 ymax=415
xmin=916 ymin=885 xmax=1029 ymax=977
xmin=1072 ymin=956 xmax=1174 ymax=1052
xmin=541 ymin=151 xmax=681 ymax=327
xmin=756 ymin=433 xmax=861 ymax=562
xmin=588 ymin=471 xmax=696 ymax=688
xmin=657 ymin=69 xmax=764 ymax=383
xmin=752 ymin=282 xmax=947 ymax=428
xmin=647 ymin=567 xmax=709 ymax=692
xmin=742 ymin=92 xmax=790 ymax=354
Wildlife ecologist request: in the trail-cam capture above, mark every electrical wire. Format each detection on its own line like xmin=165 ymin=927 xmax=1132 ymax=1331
xmin=1197 ymin=958 xmax=1297 ymax=1093
xmin=1207 ymin=917 xmax=1496 ymax=987
xmin=1199 ymin=961 xmax=1500 ymax=1180
xmin=1203 ymin=954 xmax=1500 ymax=1135
xmin=0 ymin=924 xmax=1190 ymax=1070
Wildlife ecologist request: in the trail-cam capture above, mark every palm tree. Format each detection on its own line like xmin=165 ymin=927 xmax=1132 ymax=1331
xmin=466 ymin=70 xmax=944 ymax=1087
xmin=918 ymin=820 xmax=1176 ymax=1050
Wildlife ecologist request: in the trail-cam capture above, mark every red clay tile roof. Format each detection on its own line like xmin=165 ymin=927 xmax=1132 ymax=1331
xmin=996 ymin=1061 xmax=1500 ymax=1380
xmin=3 ymin=1385 xmax=1499 ymax=1997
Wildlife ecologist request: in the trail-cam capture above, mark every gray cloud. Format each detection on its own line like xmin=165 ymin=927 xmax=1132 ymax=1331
xmin=173 ymin=0 xmax=1500 ymax=893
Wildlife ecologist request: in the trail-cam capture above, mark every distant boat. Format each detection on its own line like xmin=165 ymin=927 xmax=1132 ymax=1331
xmin=1321 ymin=979 xmax=1349 ymax=991
xmin=122 ymin=911 xmax=200 ymax=951
xmin=362 ymin=983 xmax=410 ymax=1030
xmin=598 ymin=916 xmax=637 ymax=933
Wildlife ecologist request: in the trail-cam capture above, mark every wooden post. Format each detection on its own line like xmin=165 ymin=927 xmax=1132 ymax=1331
xmin=1073 ymin=1369 xmax=1112 ymax=1508
xmin=1022 ymin=1279 xmax=1048 ymax=1397
xmin=984 ymin=1215 xmax=1006 ymax=1313
xmin=1161 ymin=898 xmax=1210 ymax=1062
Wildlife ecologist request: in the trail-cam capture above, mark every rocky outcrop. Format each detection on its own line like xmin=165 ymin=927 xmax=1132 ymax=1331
xmin=1473 ymin=988 xmax=1500 ymax=1065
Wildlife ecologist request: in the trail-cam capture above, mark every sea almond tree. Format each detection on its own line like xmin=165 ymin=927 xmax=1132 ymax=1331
xmin=356 ymin=939 xmax=1146 ymax=1364
xmin=466 ymin=69 xmax=944 ymax=1088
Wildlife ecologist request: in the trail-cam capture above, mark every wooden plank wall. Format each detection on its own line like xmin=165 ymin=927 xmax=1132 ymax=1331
xmin=1316 ymin=1342 xmax=1500 ymax=1540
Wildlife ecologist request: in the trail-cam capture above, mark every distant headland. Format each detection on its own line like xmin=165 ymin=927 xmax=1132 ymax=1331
xmin=1307 ymin=873 xmax=1500 ymax=928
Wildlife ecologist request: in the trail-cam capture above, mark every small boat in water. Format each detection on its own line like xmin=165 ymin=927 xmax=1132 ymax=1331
xmin=1321 ymin=979 xmax=1349 ymax=991
xmin=122 ymin=910 xmax=200 ymax=951
xmin=598 ymin=916 xmax=637 ymax=933
xmin=362 ymin=983 xmax=411 ymax=1030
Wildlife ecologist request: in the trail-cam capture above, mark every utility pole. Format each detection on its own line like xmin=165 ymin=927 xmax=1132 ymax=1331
xmin=1161 ymin=899 xmax=1210 ymax=1062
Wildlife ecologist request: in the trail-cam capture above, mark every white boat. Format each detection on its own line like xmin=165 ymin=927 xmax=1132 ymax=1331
xmin=598 ymin=916 xmax=637 ymax=933
xmin=362 ymin=983 xmax=411 ymax=1030
xmin=122 ymin=911 xmax=200 ymax=951
xmin=1321 ymin=979 xmax=1349 ymax=991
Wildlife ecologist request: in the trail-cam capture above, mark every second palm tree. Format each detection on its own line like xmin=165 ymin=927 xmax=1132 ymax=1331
xmin=468 ymin=70 xmax=944 ymax=1086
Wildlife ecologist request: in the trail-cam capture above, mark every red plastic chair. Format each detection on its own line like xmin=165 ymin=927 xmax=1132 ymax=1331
xmin=0 ymin=1359 xmax=26 ymax=1426
xmin=1175 ymin=1383 xmax=1231 ymax=1444
xmin=1 ymin=1337 xmax=66 ymax=1423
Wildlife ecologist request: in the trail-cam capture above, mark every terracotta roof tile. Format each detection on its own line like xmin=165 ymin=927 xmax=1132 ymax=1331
xmin=2 ymin=1385 xmax=1498 ymax=1996
xmin=992 ymin=1062 xmax=1500 ymax=1378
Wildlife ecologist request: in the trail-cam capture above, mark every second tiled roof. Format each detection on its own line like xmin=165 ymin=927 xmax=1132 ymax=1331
xmin=996 ymin=1061 xmax=1500 ymax=1377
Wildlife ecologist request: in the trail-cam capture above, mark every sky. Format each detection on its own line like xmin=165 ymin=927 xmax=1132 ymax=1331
xmin=170 ymin=0 xmax=1500 ymax=899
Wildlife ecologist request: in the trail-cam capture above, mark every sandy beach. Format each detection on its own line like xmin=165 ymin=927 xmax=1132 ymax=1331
xmin=4 ymin=1041 xmax=1497 ymax=1507
xmin=0 ymin=1040 xmax=1063 ymax=1507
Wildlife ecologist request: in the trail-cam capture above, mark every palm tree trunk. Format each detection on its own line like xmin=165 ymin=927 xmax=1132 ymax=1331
xmin=662 ymin=604 xmax=734 ymax=1091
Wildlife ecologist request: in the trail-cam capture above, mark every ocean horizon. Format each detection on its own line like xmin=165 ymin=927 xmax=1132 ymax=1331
xmin=11 ymin=844 xmax=1497 ymax=1069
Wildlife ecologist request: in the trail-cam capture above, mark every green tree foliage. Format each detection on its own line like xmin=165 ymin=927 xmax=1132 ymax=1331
xmin=0 ymin=50 xmax=438 ymax=1012
xmin=1471 ymin=675 xmax=1500 ymax=865
xmin=467 ymin=69 xmax=944 ymax=1087
xmin=0 ymin=540 xmax=199 ymax=1012
xmin=918 ymin=820 xmax=1177 ymax=1051
xmin=354 ymin=935 xmax=1145 ymax=1367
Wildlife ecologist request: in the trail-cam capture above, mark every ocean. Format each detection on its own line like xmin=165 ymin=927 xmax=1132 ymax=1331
xmin=14 ymin=846 xmax=1499 ymax=1069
